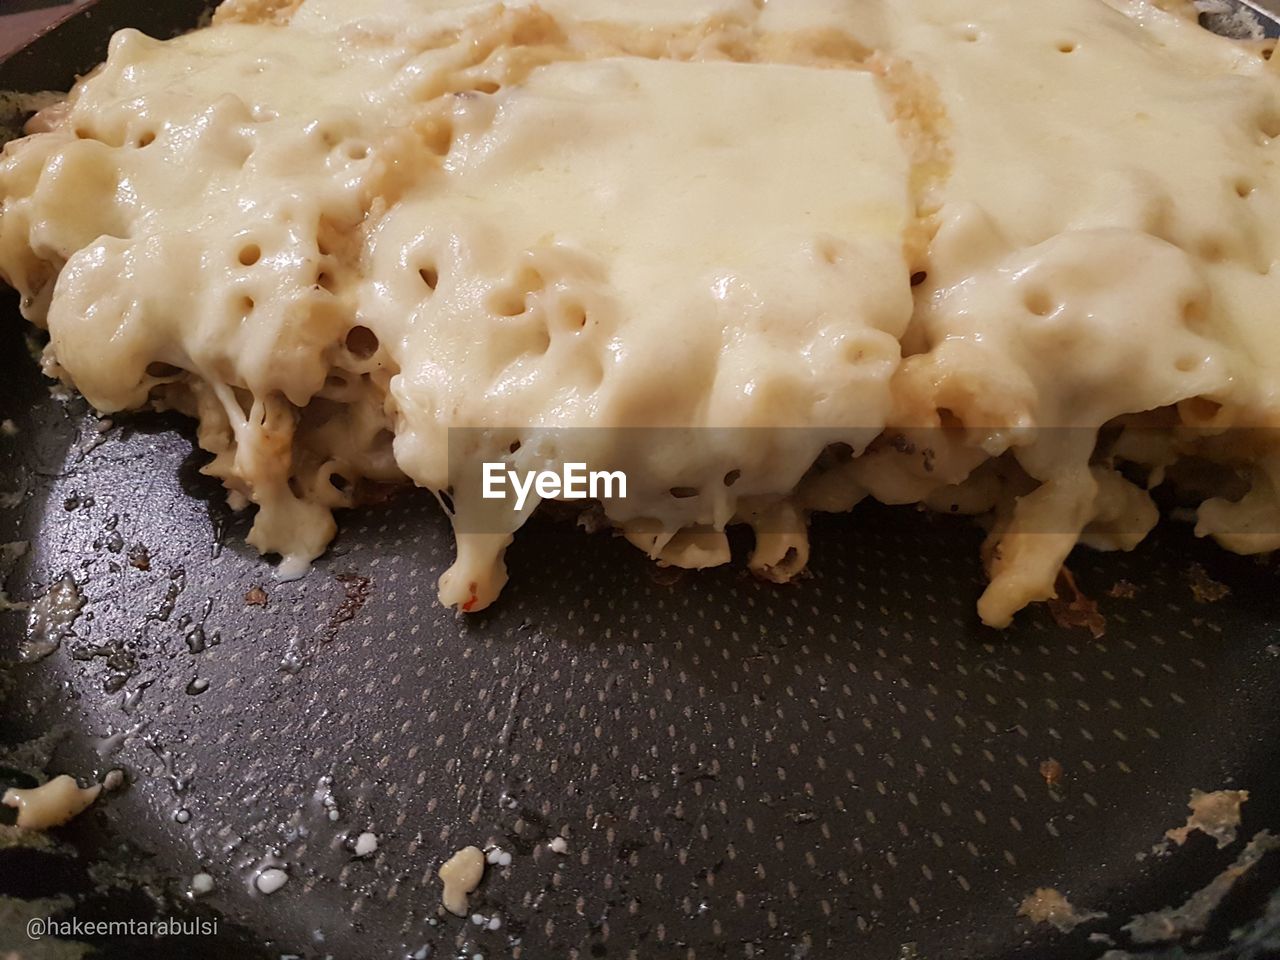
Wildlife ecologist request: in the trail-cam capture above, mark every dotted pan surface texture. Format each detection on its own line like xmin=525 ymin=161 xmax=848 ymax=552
xmin=4 ymin=5 xmax=1280 ymax=960
xmin=4 ymin=314 xmax=1280 ymax=960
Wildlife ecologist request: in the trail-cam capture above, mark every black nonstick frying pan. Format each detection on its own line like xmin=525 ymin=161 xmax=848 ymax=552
xmin=4 ymin=2 xmax=1280 ymax=958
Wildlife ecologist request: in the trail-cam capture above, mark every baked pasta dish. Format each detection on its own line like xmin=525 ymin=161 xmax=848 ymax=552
xmin=2 ymin=0 xmax=1278 ymax=625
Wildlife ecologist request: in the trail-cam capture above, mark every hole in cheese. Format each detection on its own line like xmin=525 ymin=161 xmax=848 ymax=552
xmin=490 ymin=290 xmax=527 ymax=317
xmin=420 ymin=119 xmax=454 ymax=156
xmin=1258 ymin=111 xmax=1280 ymax=141
xmin=345 ymin=325 xmax=379 ymax=359
xmin=1024 ymin=289 xmax=1055 ymax=316
xmin=1179 ymin=396 xmax=1224 ymax=425
xmin=1182 ymin=298 xmax=1209 ymax=332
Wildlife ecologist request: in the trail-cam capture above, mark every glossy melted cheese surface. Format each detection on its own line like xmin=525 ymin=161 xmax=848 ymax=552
xmin=2 ymin=0 xmax=1279 ymax=625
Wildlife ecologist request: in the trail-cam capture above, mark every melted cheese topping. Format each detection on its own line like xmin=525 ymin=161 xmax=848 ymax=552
xmin=366 ymin=55 xmax=911 ymax=604
xmin=438 ymin=844 xmax=486 ymax=915
xmin=2 ymin=775 xmax=101 ymax=830
xmin=2 ymin=0 xmax=1279 ymax=625
xmin=1165 ymin=788 xmax=1249 ymax=849
xmin=1018 ymin=887 xmax=1106 ymax=932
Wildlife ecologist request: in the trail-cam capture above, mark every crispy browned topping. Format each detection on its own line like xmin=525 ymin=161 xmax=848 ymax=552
xmin=127 ymin=543 xmax=151 ymax=571
xmin=1108 ymin=579 xmax=1137 ymax=599
xmin=1048 ymin=568 xmax=1106 ymax=639
xmin=1039 ymin=758 xmax=1064 ymax=786
xmin=1186 ymin=563 xmax=1230 ymax=603
xmin=326 ymin=574 xmax=372 ymax=637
